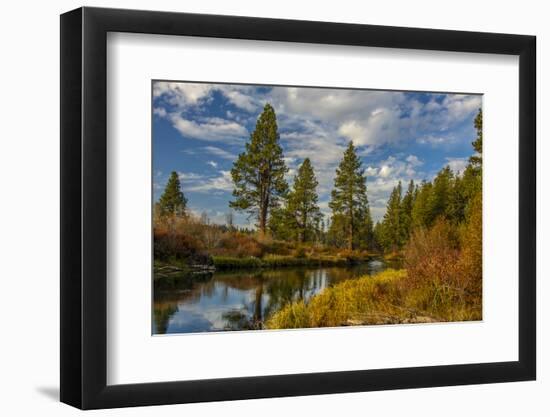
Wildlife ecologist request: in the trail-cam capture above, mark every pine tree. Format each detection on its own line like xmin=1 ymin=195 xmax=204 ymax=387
xmin=428 ymin=166 xmax=454 ymax=224
xmin=400 ymin=180 xmax=416 ymax=242
xmin=411 ymin=181 xmax=432 ymax=228
xmin=363 ymin=208 xmax=375 ymax=250
xmin=319 ymin=218 xmax=326 ymax=244
xmin=373 ymin=221 xmax=384 ymax=252
xmin=329 ymin=141 xmax=370 ymax=250
xmin=230 ymin=103 xmax=288 ymax=234
xmin=447 ymin=175 xmax=467 ymax=224
xmin=381 ymin=182 xmax=402 ymax=252
xmin=327 ymin=213 xmax=348 ymax=248
xmin=469 ymin=108 xmax=483 ymax=170
xmin=287 ymin=158 xmax=321 ymax=242
xmin=158 ymin=171 xmax=187 ymax=217
xmin=268 ymin=206 xmax=294 ymax=241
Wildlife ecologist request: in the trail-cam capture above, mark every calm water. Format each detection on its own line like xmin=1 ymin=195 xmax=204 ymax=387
xmin=153 ymin=259 xmax=398 ymax=334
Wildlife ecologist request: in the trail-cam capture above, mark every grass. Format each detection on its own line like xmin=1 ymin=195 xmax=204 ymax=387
xmin=212 ymin=253 xmax=367 ymax=270
xmin=266 ymin=268 xmax=481 ymax=329
xmin=211 ymin=256 xmax=264 ymax=269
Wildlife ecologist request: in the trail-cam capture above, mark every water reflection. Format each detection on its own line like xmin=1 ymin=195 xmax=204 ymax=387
xmin=153 ymin=259 xmax=397 ymax=334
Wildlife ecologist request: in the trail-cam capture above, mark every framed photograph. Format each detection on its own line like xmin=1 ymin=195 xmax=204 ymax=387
xmin=60 ymin=6 xmax=536 ymax=409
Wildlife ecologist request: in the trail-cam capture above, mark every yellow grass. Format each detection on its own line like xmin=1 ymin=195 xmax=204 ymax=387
xmin=266 ymin=268 xmax=481 ymax=329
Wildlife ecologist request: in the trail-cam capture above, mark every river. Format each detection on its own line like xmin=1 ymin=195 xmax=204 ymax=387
xmin=153 ymin=258 xmax=399 ymax=334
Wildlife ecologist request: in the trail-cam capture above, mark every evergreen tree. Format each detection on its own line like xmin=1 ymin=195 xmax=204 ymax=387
xmin=428 ymin=166 xmax=454 ymax=224
xmin=230 ymin=103 xmax=288 ymax=234
xmin=268 ymin=206 xmax=294 ymax=241
xmin=329 ymin=141 xmax=370 ymax=250
xmin=380 ymin=182 xmax=402 ymax=252
xmin=363 ymin=209 xmax=375 ymax=250
xmin=469 ymin=108 xmax=483 ymax=170
xmin=411 ymin=181 xmax=432 ymax=229
xmin=327 ymin=213 xmax=348 ymax=248
xmin=372 ymin=221 xmax=384 ymax=252
xmin=287 ymin=158 xmax=321 ymax=242
xmin=319 ymin=218 xmax=326 ymax=244
xmin=447 ymin=175 xmax=467 ymax=224
xmin=400 ymin=180 xmax=416 ymax=242
xmin=158 ymin=171 xmax=187 ymax=217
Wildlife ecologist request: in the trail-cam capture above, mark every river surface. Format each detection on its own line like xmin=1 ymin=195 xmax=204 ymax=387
xmin=153 ymin=259 xmax=399 ymax=334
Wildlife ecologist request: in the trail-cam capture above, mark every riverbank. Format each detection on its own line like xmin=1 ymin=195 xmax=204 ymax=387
xmin=154 ymin=253 xmax=380 ymax=277
xmin=211 ymin=253 xmax=376 ymax=270
xmin=266 ymin=268 xmax=482 ymax=329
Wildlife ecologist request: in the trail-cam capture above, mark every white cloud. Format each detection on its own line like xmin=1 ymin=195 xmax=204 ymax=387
xmin=378 ymin=165 xmax=392 ymax=178
xmin=153 ymin=107 xmax=167 ymax=118
xmin=272 ymin=88 xmax=405 ymax=123
xmin=202 ymin=146 xmax=237 ymax=160
xmin=406 ymin=154 xmax=423 ymax=166
xmin=186 ymin=170 xmax=234 ymax=193
xmin=154 ymin=82 xmax=262 ymax=115
xmin=220 ymin=88 xmax=259 ymax=112
xmin=153 ymin=82 xmax=213 ymax=107
xmin=442 ymin=94 xmax=482 ymax=121
xmin=417 ymin=135 xmax=449 ymax=146
xmin=338 ymin=120 xmax=368 ymax=145
xmin=445 ymin=157 xmax=469 ymax=174
xmin=178 ymin=172 xmax=204 ymax=181
xmin=169 ymin=114 xmax=248 ymax=143
xmin=207 ymin=160 xmax=218 ymax=168
xmin=365 ymin=166 xmax=378 ymax=176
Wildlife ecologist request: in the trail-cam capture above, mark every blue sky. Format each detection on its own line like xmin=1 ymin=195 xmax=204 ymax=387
xmin=153 ymin=81 xmax=481 ymax=226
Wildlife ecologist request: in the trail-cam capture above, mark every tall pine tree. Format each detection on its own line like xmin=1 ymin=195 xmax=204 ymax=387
xmin=230 ymin=103 xmax=288 ymax=234
xmin=411 ymin=180 xmax=432 ymax=228
xmin=158 ymin=171 xmax=187 ymax=217
xmin=287 ymin=158 xmax=321 ymax=243
xmin=469 ymin=108 xmax=483 ymax=171
xmin=329 ymin=141 xmax=370 ymax=250
xmin=400 ymin=180 xmax=416 ymax=242
xmin=428 ymin=166 xmax=454 ymax=224
xmin=380 ymin=182 xmax=402 ymax=252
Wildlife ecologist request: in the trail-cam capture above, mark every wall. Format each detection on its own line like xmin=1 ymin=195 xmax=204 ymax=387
xmin=0 ymin=0 xmax=546 ymax=415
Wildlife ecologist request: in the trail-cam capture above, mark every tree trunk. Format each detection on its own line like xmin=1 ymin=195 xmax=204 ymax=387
xmin=348 ymin=208 xmax=354 ymax=250
xmin=253 ymin=284 xmax=263 ymax=324
xmin=259 ymin=194 xmax=269 ymax=235
xmin=301 ymin=212 xmax=307 ymax=243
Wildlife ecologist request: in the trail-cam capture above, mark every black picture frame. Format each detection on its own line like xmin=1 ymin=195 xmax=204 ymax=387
xmin=60 ymin=6 xmax=536 ymax=410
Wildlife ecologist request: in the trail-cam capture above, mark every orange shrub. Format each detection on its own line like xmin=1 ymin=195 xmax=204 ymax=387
xmin=404 ymin=219 xmax=464 ymax=313
xmin=404 ymin=219 xmax=460 ymax=287
xmin=458 ymin=192 xmax=482 ymax=302
xmin=212 ymin=232 xmax=264 ymax=258
xmin=153 ymin=228 xmax=209 ymax=265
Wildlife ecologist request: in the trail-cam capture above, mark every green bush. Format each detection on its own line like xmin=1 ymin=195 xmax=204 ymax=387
xmin=212 ymin=256 xmax=263 ymax=269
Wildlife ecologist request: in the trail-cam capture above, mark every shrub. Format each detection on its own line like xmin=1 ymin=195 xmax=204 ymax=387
xmin=213 ymin=232 xmax=264 ymax=258
xmin=404 ymin=217 xmax=480 ymax=320
xmin=153 ymin=228 xmax=211 ymax=266
xmin=458 ymin=191 xmax=482 ymax=305
xmin=212 ymin=256 xmax=263 ymax=269
xmin=263 ymin=240 xmax=293 ymax=256
xmin=292 ymin=246 xmax=307 ymax=259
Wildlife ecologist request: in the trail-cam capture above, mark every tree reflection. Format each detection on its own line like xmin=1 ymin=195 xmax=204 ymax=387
xmin=153 ymin=261 xmax=401 ymax=333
